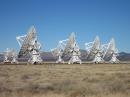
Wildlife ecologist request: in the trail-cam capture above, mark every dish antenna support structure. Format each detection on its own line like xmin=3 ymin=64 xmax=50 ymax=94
xmin=16 ymin=26 xmax=42 ymax=64
xmin=85 ymin=36 xmax=104 ymax=63
xmin=3 ymin=48 xmax=18 ymax=64
xmin=51 ymin=39 xmax=68 ymax=63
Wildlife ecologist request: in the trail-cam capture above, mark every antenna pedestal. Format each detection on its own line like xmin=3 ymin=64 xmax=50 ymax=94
xmin=68 ymin=51 xmax=81 ymax=64
xmin=4 ymin=56 xmax=10 ymax=63
xmin=68 ymin=55 xmax=81 ymax=64
xmin=93 ymin=52 xmax=103 ymax=63
xmin=110 ymin=54 xmax=119 ymax=63
xmin=11 ymin=57 xmax=18 ymax=64
xmin=56 ymin=56 xmax=64 ymax=63
xmin=28 ymin=50 xmax=42 ymax=64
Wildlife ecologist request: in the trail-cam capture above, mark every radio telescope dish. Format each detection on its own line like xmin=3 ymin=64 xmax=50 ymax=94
xmin=103 ymin=38 xmax=119 ymax=63
xmin=64 ymin=32 xmax=82 ymax=64
xmin=16 ymin=26 xmax=42 ymax=64
xmin=16 ymin=26 xmax=37 ymax=57
xmin=85 ymin=36 xmax=104 ymax=63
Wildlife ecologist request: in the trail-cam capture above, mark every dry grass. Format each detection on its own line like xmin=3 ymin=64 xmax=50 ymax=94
xmin=0 ymin=63 xmax=130 ymax=97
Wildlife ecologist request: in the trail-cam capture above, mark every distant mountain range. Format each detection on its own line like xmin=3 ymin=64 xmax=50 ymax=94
xmin=118 ymin=52 xmax=130 ymax=61
xmin=0 ymin=50 xmax=130 ymax=62
xmin=41 ymin=50 xmax=130 ymax=61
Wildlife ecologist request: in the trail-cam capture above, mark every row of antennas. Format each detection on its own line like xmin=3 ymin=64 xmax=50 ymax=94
xmin=85 ymin=36 xmax=119 ymax=63
xmin=51 ymin=34 xmax=119 ymax=64
xmin=1 ymin=26 xmax=119 ymax=64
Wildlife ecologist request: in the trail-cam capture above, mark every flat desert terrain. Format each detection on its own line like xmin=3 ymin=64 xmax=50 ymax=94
xmin=0 ymin=63 xmax=130 ymax=97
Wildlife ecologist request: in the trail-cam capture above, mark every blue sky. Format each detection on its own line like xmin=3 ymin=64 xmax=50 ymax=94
xmin=0 ymin=0 xmax=130 ymax=52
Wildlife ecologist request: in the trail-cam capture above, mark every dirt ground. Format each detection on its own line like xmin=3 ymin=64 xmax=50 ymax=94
xmin=0 ymin=63 xmax=130 ymax=97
